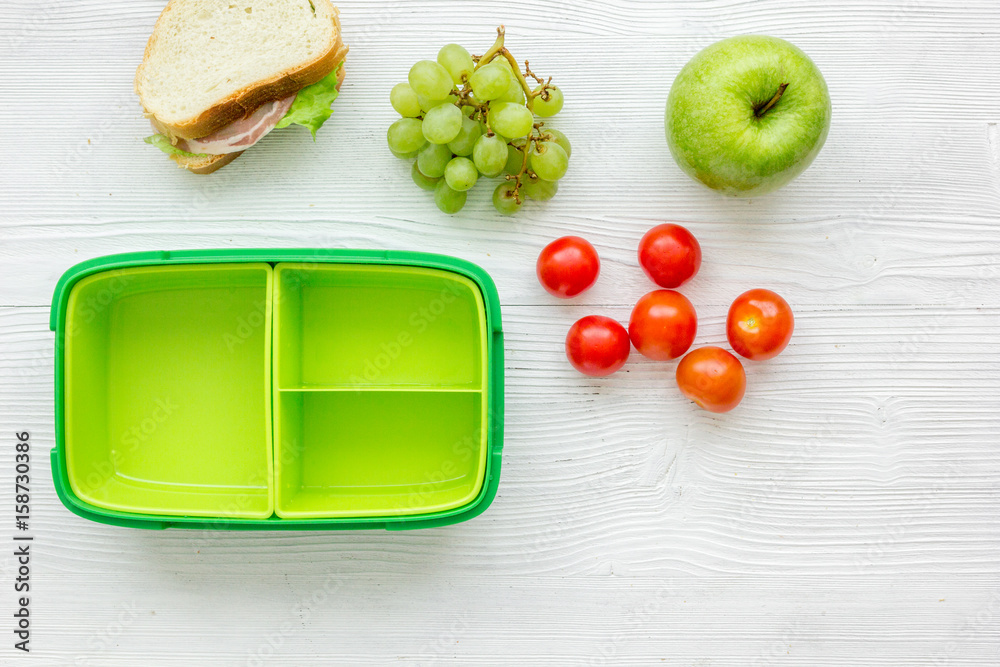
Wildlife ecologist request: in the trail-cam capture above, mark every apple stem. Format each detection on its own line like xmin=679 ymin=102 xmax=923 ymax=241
xmin=754 ymin=83 xmax=789 ymax=118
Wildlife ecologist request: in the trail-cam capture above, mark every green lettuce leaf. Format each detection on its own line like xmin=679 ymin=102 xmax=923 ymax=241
xmin=144 ymin=134 xmax=207 ymax=158
xmin=275 ymin=61 xmax=343 ymax=139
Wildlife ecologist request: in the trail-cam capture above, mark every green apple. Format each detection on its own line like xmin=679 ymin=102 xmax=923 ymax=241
xmin=665 ymin=35 xmax=831 ymax=197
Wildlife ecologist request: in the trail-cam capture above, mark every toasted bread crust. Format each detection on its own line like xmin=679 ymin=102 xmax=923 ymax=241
xmin=136 ymin=1 xmax=348 ymax=141
xmin=170 ymin=151 xmax=244 ymax=174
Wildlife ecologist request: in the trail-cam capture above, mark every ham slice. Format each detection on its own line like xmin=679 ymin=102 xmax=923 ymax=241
xmin=173 ymin=94 xmax=297 ymax=155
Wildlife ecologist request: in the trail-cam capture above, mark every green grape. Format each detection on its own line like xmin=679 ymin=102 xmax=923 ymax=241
xmin=418 ymin=92 xmax=459 ymax=112
xmin=390 ymin=83 xmax=421 ymax=118
xmin=523 ymin=173 xmax=558 ymax=201
xmin=493 ymin=181 xmax=522 ymax=215
xmin=387 ymin=117 xmax=426 ymax=155
xmin=532 ymin=85 xmax=564 ymax=117
xmin=422 ymin=104 xmax=463 ymax=144
xmin=503 ymin=143 xmax=525 ymax=175
xmin=411 ymin=162 xmax=440 ymax=191
xmin=544 ymin=128 xmax=572 ymax=158
xmin=497 ymin=76 xmax=525 ymax=105
xmin=447 ymin=116 xmax=482 ymax=156
xmin=470 ymin=63 xmax=512 ymax=101
xmin=490 ymin=102 xmax=534 ymax=139
xmin=437 ymin=43 xmax=475 ymax=85
xmin=416 ymin=142 xmax=453 ymax=178
xmin=390 ymin=147 xmax=419 ymax=160
xmin=444 ymin=156 xmax=479 ymax=192
xmin=434 ymin=180 xmax=467 ymax=214
xmin=530 ymin=141 xmax=569 ymax=181
xmin=409 ymin=60 xmax=454 ymax=101
xmin=490 ymin=57 xmax=524 ymax=102
xmin=472 ymin=134 xmax=507 ymax=177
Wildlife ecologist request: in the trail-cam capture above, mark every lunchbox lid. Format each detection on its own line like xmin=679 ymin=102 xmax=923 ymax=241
xmin=50 ymin=249 xmax=504 ymax=530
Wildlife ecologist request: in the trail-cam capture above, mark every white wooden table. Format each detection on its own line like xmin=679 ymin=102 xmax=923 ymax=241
xmin=2 ymin=1 xmax=999 ymax=664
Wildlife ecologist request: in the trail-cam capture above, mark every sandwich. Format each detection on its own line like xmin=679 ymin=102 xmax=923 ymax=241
xmin=135 ymin=0 xmax=348 ymax=174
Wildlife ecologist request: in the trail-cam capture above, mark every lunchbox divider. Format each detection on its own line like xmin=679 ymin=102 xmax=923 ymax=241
xmin=275 ymin=386 xmax=482 ymax=392
xmin=263 ymin=263 xmax=276 ymax=516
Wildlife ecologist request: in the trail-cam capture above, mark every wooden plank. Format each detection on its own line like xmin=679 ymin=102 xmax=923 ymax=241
xmin=14 ymin=574 xmax=1000 ymax=666
xmin=2 ymin=0 xmax=999 ymax=40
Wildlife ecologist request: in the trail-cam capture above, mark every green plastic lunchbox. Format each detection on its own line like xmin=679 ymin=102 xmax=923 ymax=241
xmin=49 ymin=249 xmax=504 ymax=530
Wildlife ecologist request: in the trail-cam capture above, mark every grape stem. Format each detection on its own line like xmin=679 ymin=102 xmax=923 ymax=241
xmin=470 ymin=25 xmax=552 ymax=112
xmin=499 ymin=50 xmax=537 ymax=111
xmin=523 ymin=62 xmax=545 ymax=85
xmin=523 ymin=63 xmax=557 ymax=102
xmin=482 ymin=107 xmax=494 ymax=136
xmin=475 ymin=26 xmax=507 ymax=72
xmin=465 ymin=26 xmax=560 ymax=202
xmin=511 ymin=143 xmax=531 ymax=204
xmin=504 ymin=122 xmax=553 ymax=204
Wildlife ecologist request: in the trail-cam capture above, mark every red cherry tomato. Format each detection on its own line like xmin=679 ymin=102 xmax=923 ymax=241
xmin=726 ymin=289 xmax=794 ymax=360
xmin=565 ymin=316 xmax=630 ymax=376
xmin=537 ymin=236 xmax=600 ymax=298
xmin=628 ymin=290 xmax=697 ymax=361
xmin=675 ymin=346 xmax=746 ymax=413
xmin=638 ymin=223 xmax=702 ymax=288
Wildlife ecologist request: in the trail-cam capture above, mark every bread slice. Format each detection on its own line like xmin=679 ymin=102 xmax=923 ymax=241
xmin=136 ymin=0 xmax=348 ymax=141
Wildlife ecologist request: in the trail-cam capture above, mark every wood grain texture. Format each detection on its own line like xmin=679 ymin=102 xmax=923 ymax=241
xmin=1 ymin=0 xmax=999 ymax=664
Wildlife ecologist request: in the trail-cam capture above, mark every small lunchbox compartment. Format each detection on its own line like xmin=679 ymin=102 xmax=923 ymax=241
xmin=273 ymin=263 xmax=486 ymax=390
xmin=274 ymin=390 xmax=487 ymax=518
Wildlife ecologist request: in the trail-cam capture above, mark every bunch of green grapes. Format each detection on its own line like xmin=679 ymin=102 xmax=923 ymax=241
xmin=386 ymin=26 xmax=570 ymax=215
